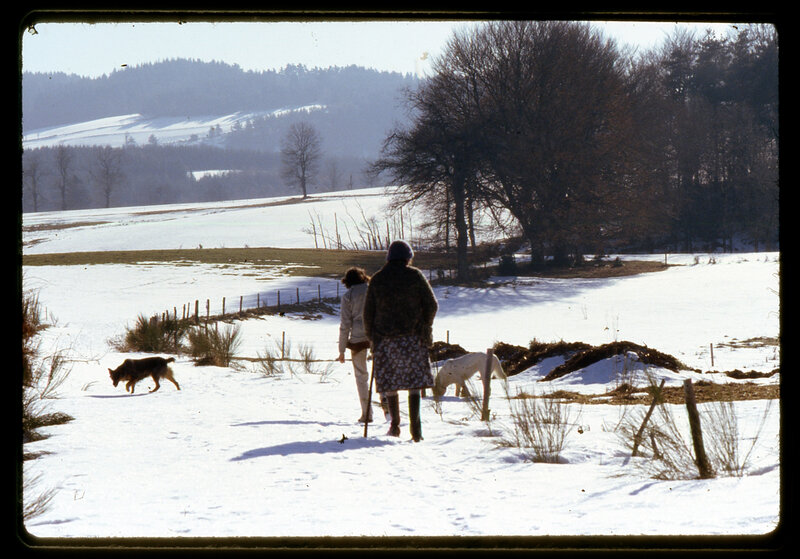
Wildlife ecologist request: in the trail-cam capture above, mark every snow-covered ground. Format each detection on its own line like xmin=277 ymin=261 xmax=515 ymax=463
xmin=21 ymin=189 xmax=781 ymax=544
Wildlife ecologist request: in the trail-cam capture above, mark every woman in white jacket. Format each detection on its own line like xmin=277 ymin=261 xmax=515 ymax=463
xmin=337 ymin=267 xmax=373 ymax=423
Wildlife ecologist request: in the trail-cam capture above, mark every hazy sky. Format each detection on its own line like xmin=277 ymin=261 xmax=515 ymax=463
xmin=20 ymin=18 xmax=745 ymax=79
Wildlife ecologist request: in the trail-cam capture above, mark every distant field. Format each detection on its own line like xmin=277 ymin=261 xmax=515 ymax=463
xmin=22 ymin=246 xmax=670 ymax=280
xmin=21 ymin=247 xmax=449 ymax=278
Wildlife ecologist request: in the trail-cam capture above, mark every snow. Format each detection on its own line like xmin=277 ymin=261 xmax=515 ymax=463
xmin=21 ymin=189 xmax=781 ymax=544
xmin=22 ymin=106 xmax=326 ymax=150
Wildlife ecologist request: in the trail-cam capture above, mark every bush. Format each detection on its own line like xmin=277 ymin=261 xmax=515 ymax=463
xmin=22 ymin=288 xmax=73 ymax=445
xmin=123 ymin=314 xmax=189 ymax=353
xmin=502 ymin=387 xmax=580 ymax=463
xmin=187 ymin=323 xmax=241 ymax=367
xmin=21 ymin=287 xmax=72 ymax=520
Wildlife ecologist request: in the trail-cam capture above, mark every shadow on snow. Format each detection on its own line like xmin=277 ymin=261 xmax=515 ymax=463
xmin=230 ymin=436 xmax=395 ymax=461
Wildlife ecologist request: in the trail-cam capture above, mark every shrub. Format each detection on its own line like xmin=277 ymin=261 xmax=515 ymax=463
xmin=22 ymin=288 xmax=73 ymax=445
xmin=123 ymin=314 xmax=189 ymax=353
xmin=502 ymin=387 xmax=580 ymax=463
xmin=187 ymin=323 xmax=241 ymax=367
xmin=21 ymin=287 xmax=72 ymax=520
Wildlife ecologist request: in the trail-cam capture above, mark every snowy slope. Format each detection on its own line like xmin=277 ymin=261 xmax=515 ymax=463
xmin=21 ymin=191 xmax=782 ymax=544
xmin=21 ymin=105 xmax=325 ymax=149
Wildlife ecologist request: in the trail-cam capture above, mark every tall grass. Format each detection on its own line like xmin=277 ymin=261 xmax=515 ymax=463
xmin=187 ymin=323 xmax=242 ymax=367
xmin=702 ymin=398 xmax=774 ymax=477
xmin=501 ymin=386 xmax=581 ymax=463
xmin=614 ymin=374 xmax=775 ymax=479
xmin=253 ymin=336 xmax=335 ymax=382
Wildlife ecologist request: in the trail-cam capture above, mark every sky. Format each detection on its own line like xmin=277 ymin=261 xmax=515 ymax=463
xmin=20 ymin=17 xmax=748 ymax=79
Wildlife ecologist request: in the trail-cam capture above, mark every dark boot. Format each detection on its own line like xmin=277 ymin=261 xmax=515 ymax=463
xmin=409 ymin=391 xmax=423 ymax=442
xmin=386 ymin=394 xmax=400 ymax=437
xmin=380 ymin=394 xmax=390 ymax=421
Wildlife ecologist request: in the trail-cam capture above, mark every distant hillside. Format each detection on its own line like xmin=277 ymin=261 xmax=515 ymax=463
xmin=22 ymin=59 xmax=420 ymax=158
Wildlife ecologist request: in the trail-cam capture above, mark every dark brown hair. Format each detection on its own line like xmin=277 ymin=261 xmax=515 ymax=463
xmin=341 ymin=267 xmax=370 ymax=288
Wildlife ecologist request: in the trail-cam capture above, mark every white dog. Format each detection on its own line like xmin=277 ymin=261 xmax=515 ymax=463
xmin=432 ymin=352 xmax=506 ymax=397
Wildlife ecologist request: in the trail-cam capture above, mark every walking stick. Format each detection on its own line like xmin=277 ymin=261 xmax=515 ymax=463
xmin=364 ymin=358 xmax=375 ymax=437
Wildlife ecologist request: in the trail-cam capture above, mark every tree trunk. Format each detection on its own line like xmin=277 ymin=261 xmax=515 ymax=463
xmin=451 ymin=167 xmax=470 ymax=280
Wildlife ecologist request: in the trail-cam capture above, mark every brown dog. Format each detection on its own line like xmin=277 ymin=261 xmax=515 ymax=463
xmin=108 ymin=356 xmax=180 ymax=394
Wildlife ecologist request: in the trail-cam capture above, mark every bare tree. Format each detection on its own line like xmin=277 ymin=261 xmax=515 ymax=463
xmin=53 ymin=145 xmax=74 ymax=210
xmin=280 ymin=122 xmax=322 ymax=198
xmin=90 ymin=146 xmax=125 ymax=208
xmin=371 ymin=63 xmax=486 ymax=279
xmin=23 ymin=150 xmax=47 ymax=212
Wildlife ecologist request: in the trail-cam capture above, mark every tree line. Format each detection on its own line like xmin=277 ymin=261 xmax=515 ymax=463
xmin=371 ymin=21 xmax=778 ymax=277
xmin=21 ymin=142 xmax=374 ymax=212
xmin=22 ymin=61 xmax=417 ymax=158
xmin=21 ymin=61 xmax=416 ymax=211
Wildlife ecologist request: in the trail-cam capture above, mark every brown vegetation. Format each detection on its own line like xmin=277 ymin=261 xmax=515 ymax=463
xmin=431 ymin=339 xmax=779 ymax=405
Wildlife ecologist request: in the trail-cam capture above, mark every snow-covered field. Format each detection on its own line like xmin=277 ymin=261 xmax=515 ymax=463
xmin=21 ymin=106 xmax=326 ymax=150
xmin=21 ymin=188 xmax=781 ymax=546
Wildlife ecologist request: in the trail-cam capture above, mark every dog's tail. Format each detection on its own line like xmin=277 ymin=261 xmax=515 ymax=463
xmin=165 ymin=357 xmax=176 ymax=363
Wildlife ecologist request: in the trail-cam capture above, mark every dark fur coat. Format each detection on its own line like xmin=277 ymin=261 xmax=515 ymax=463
xmin=363 ymin=260 xmax=438 ymax=348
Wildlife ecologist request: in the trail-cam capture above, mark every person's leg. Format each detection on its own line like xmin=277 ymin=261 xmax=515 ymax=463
xmin=384 ymin=390 xmax=400 ymax=436
xmin=351 ymin=349 xmax=371 ymax=422
xmin=408 ymin=389 xmax=422 ymax=442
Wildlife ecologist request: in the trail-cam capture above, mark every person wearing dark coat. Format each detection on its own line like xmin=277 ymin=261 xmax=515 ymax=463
xmin=363 ymin=240 xmax=438 ymax=441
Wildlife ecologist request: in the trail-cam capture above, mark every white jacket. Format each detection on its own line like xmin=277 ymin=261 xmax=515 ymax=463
xmin=338 ymin=282 xmax=369 ymax=354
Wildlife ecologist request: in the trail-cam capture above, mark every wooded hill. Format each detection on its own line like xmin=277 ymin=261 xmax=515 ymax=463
xmin=22 ymin=61 xmax=417 ymax=210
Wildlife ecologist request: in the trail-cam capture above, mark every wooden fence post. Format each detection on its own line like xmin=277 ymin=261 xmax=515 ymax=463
xmin=683 ymin=379 xmax=714 ymax=479
xmin=222 ymin=297 xmax=226 ymax=315
xmin=481 ymin=348 xmax=494 ymax=421
xmin=194 ymin=300 xmax=199 ymax=324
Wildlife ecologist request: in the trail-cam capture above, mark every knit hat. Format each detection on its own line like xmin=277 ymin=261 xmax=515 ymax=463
xmin=386 ymin=240 xmax=414 ymax=262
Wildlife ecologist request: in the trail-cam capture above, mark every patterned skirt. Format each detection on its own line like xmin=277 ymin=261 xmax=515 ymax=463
xmin=373 ymin=334 xmax=434 ymax=393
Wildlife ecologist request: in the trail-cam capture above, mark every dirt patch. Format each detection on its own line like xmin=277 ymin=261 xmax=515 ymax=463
xmin=22 ymin=221 xmax=111 ymax=233
xmin=513 ymin=380 xmax=779 ymax=405
xmin=715 ymin=336 xmax=779 ymax=349
xmin=655 ymin=381 xmax=779 ymax=404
